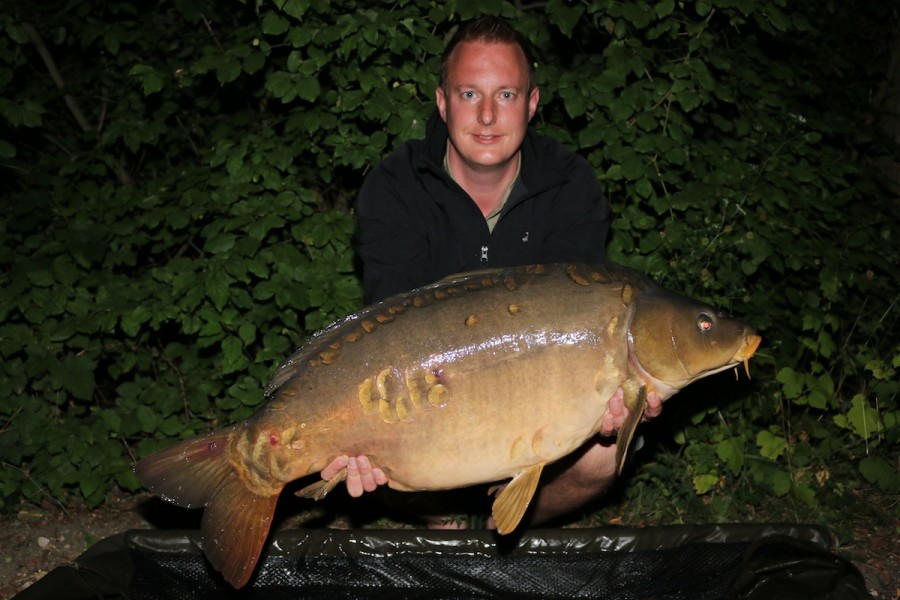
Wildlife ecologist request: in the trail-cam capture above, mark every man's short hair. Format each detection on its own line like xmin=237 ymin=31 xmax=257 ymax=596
xmin=439 ymin=16 xmax=537 ymax=92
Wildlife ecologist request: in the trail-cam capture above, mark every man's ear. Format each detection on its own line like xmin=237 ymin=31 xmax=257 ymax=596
xmin=527 ymin=86 xmax=540 ymax=121
xmin=435 ymin=86 xmax=448 ymax=122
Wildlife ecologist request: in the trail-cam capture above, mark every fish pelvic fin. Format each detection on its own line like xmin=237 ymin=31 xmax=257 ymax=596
xmin=491 ymin=463 xmax=545 ymax=534
xmin=134 ymin=426 xmax=281 ymax=589
xmin=296 ymin=469 xmax=347 ymax=500
xmin=615 ymin=384 xmax=647 ymax=475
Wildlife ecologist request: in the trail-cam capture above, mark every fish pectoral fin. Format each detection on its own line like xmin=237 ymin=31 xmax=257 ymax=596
xmin=491 ymin=463 xmax=545 ymax=535
xmin=296 ymin=470 xmax=347 ymax=501
xmin=615 ymin=384 xmax=647 ymax=475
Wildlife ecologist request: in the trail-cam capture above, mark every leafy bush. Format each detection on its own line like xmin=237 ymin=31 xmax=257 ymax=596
xmin=1 ymin=0 xmax=897 ymax=522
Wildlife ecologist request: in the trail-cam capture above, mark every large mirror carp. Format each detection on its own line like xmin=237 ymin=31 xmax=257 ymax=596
xmin=136 ymin=262 xmax=761 ymax=587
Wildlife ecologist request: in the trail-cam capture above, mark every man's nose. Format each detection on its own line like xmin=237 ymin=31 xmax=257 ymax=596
xmin=478 ymin=99 xmax=496 ymax=126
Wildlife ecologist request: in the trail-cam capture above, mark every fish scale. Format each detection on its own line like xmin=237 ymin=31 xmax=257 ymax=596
xmin=135 ymin=262 xmax=761 ymax=589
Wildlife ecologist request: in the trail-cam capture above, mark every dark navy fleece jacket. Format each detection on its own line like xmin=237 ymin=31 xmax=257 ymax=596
xmin=354 ymin=111 xmax=611 ymax=304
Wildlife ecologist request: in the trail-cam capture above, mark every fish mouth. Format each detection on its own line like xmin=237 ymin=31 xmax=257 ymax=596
xmin=625 ymin=331 xmax=762 ymax=396
xmin=734 ymin=333 xmax=762 ymax=378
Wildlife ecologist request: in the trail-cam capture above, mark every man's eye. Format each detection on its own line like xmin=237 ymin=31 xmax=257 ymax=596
xmin=462 ymin=91 xmax=476 ymax=99
xmin=501 ymin=91 xmax=515 ymax=100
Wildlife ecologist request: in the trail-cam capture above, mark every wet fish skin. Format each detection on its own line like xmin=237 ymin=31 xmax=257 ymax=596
xmin=135 ymin=262 xmax=761 ymax=588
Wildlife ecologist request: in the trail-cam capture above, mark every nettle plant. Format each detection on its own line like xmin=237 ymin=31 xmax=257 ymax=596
xmin=1 ymin=1 xmax=896 ymax=517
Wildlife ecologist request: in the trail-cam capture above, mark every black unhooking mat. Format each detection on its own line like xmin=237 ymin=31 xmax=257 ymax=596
xmin=12 ymin=524 xmax=870 ymax=599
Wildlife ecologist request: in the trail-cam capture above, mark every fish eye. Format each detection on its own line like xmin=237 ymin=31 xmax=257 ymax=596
xmin=697 ymin=313 xmax=714 ymax=333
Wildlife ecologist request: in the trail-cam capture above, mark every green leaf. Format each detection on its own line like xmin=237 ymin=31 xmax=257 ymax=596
xmin=278 ymin=0 xmax=309 ymax=19
xmin=0 ymin=139 xmax=15 ymax=158
xmin=757 ymin=430 xmax=787 ymax=461
xmin=776 ymin=367 xmax=803 ymax=399
xmin=716 ymin=437 xmax=744 ymax=476
xmin=677 ymin=90 xmax=701 ymax=112
xmin=833 ymin=394 xmax=884 ymax=439
xmin=297 ymin=74 xmax=321 ymax=102
xmin=770 ymin=468 xmax=791 ymax=496
xmin=221 ymin=336 xmax=246 ymax=374
xmin=859 ymin=456 xmax=900 ymax=493
xmin=261 ymin=12 xmax=290 ymax=36
xmin=238 ymin=322 xmax=257 ymax=345
xmin=79 ymin=476 xmax=100 ymax=500
xmin=547 ymin=0 xmax=583 ymax=36
xmin=621 ymin=2 xmax=652 ymax=28
xmin=128 ymin=65 xmax=165 ymax=95
xmin=27 ymin=269 xmax=55 ymax=287
xmin=692 ymin=474 xmax=719 ymax=495
xmin=217 ymin=59 xmax=242 ymax=84
xmin=267 ymin=71 xmax=297 ymax=101
xmin=655 ymin=0 xmax=675 ymax=19
xmin=793 ymin=483 xmax=816 ymax=507
xmin=243 ymin=51 xmax=266 ymax=75
xmin=205 ymin=233 xmax=236 ymax=254
xmin=205 ymin=272 xmax=232 ymax=312
xmin=136 ymin=405 xmax=161 ymax=433
xmin=121 ymin=306 xmax=152 ymax=337
xmin=61 ymin=355 xmax=96 ymax=400
xmin=635 ymin=177 xmax=653 ymax=198
xmin=99 ymin=409 xmax=122 ymax=433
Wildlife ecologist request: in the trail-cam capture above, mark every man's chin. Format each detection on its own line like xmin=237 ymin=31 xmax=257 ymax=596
xmin=457 ymin=150 xmax=518 ymax=172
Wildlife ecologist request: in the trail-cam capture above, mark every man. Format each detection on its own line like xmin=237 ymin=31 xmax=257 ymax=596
xmin=320 ymin=17 xmax=660 ymax=527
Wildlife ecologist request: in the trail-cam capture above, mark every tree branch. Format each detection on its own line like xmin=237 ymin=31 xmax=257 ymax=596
xmin=22 ymin=22 xmax=134 ymax=186
xmin=22 ymin=22 xmax=93 ymax=133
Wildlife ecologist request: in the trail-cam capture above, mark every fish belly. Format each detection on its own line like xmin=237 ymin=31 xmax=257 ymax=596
xmin=289 ymin=342 xmax=624 ymax=491
xmin=266 ymin=264 xmax=634 ymax=491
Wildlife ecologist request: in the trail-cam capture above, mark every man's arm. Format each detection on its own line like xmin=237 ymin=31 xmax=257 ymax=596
xmin=540 ymin=155 xmax=612 ymax=263
xmin=354 ymin=167 xmax=432 ymax=304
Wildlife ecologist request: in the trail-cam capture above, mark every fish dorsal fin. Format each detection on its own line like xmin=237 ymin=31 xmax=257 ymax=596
xmin=295 ymin=469 xmax=347 ymax=501
xmin=491 ymin=463 xmax=545 ymax=534
xmin=615 ymin=383 xmax=647 ymax=474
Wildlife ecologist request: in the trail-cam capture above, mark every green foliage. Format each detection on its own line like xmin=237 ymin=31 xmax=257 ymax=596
xmin=1 ymin=0 xmax=897 ymax=522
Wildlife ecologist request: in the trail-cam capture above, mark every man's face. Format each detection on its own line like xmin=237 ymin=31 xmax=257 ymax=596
xmin=436 ymin=41 xmax=539 ymax=174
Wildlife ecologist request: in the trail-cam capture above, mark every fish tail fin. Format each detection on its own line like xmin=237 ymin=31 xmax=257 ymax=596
xmin=615 ymin=384 xmax=647 ymax=474
xmin=135 ymin=426 xmax=280 ymax=588
xmin=202 ymin=481 xmax=278 ymax=588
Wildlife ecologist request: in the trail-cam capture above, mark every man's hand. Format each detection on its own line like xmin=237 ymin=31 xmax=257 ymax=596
xmin=320 ymin=455 xmax=387 ymax=498
xmin=599 ymin=387 xmax=662 ymax=437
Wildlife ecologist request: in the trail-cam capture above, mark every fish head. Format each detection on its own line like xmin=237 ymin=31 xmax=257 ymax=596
xmin=627 ymin=287 xmax=761 ymax=394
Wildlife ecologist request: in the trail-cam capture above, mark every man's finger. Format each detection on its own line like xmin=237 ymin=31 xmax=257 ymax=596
xmin=372 ymin=467 xmax=387 ymax=486
xmin=345 ymin=457 xmax=363 ymax=497
xmin=321 ymin=455 xmax=349 ymax=480
xmin=599 ymin=388 xmax=627 ymax=436
xmin=357 ymin=456 xmax=377 ymax=492
xmin=643 ymin=391 xmax=662 ymax=419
